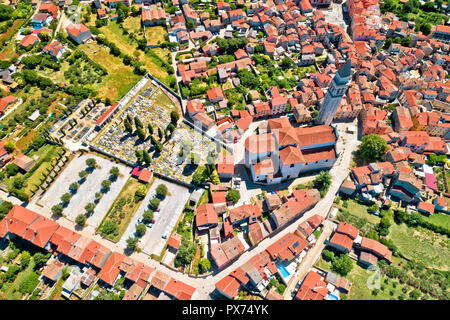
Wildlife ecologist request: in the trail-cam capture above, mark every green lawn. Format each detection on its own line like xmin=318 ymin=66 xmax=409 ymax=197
xmin=388 ymin=223 xmax=450 ymax=271
xmin=421 ymin=212 xmax=450 ymax=230
xmin=80 ymin=42 xmax=141 ymax=101
xmin=336 ymin=199 xmax=380 ymax=235
xmin=338 ymin=199 xmax=381 ymax=225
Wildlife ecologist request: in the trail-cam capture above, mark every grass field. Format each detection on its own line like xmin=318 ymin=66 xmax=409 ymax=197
xmin=316 ymin=258 xmax=416 ymax=300
xmin=421 ymin=212 xmax=450 ymax=230
xmin=80 ymin=42 xmax=141 ymax=101
xmin=123 ymin=15 xmax=142 ymax=33
xmin=0 ymin=255 xmax=37 ymax=300
xmin=388 ymin=223 xmax=450 ymax=271
xmin=99 ymin=22 xmax=169 ymax=80
xmin=144 ymin=26 xmax=166 ymax=44
xmin=99 ymin=177 xmax=153 ymax=242
xmin=337 ymin=199 xmax=381 ymax=225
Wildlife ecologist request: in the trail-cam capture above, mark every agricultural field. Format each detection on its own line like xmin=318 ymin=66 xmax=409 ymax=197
xmin=144 ymin=26 xmax=166 ymax=45
xmin=388 ymin=223 xmax=450 ymax=271
xmin=80 ymin=42 xmax=141 ymax=101
xmin=316 ymin=258 xmax=418 ymax=300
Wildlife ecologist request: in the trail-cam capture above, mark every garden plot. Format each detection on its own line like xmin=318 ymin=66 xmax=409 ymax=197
xmin=40 ymin=154 xmax=131 ymax=225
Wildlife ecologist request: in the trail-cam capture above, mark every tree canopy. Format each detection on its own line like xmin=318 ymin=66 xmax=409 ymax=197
xmin=360 ymin=134 xmax=389 ymax=162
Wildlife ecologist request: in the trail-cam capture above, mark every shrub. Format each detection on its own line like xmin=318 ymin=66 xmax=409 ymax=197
xmin=226 ymin=189 xmax=240 ymax=204
xmin=150 ymin=197 xmax=160 ymax=208
xmin=156 ymin=184 xmax=168 ymax=197
xmin=75 ymin=214 xmax=86 ymax=226
xmin=135 ymin=223 xmax=146 ymax=237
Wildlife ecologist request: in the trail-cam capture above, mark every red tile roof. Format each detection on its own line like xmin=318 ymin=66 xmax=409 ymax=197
xmin=360 ymin=237 xmax=392 ymax=262
xmin=295 ymin=270 xmax=328 ymax=300
xmin=215 ymin=275 xmax=241 ymax=299
xmin=23 ymin=216 xmax=59 ymax=249
xmin=337 ymin=222 xmax=359 ymax=239
xmin=266 ymin=233 xmax=308 ymax=261
xmin=329 ymin=233 xmax=354 ymax=252
xmin=164 ymin=278 xmax=196 ymax=300
xmin=138 ymin=169 xmax=153 ymax=183
xmin=195 ymin=203 xmax=219 ymax=227
xmin=0 ymin=205 xmax=40 ymax=238
xmin=97 ymin=252 xmax=126 ymax=286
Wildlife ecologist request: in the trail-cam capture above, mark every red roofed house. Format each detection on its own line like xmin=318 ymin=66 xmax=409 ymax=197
xmin=207 ymin=87 xmax=225 ymax=103
xmin=39 ymin=2 xmax=59 ymax=19
xmin=0 ymin=96 xmax=18 ymax=114
xmin=195 ymin=203 xmax=219 ymax=231
xmin=0 ymin=205 xmax=40 ymax=240
xmin=138 ymin=168 xmax=153 ymax=183
xmin=97 ymin=252 xmax=126 ymax=287
xmin=295 ymin=270 xmax=328 ymax=300
xmin=20 ymin=34 xmax=39 ymax=49
xmin=215 ymin=275 xmax=241 ymax=299
xmin=164 ymin=278 xmax=196 ymax=300
xmin=359 ymin=237 xmax=392 ymax=263
xmin=22 ymin=216 xmax=59 ymax=250
xmin=65 ymin=23 xmax=92 ymax=45
xmin=167 ymin=232 xmax=182 ymax=253
xmin=265 ymin=233 xmax=308 ymax=263
xmin=327 ymin=232 xmax=354 ymax=253
xmin=417 ymin=201 xmax=435 ymax=216
xmin=217 ymin=154 xmax=235 ymax=179
xmin=336 ymin=222 xmax=359 ymax=239
xmin=392 ymin=106 xmax=413 ymax=133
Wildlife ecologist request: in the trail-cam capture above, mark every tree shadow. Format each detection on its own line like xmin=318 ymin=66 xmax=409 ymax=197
xmin=183 ymin=164 xmax=197 ymax=176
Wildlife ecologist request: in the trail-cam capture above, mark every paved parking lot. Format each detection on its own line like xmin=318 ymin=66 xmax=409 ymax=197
xmin=117 ymin=178 xmax=191 ymax=256
xmin=40 ymin=154 xmax=131 ymax=226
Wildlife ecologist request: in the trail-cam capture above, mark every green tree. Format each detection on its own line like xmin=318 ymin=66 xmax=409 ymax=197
xmin=175 ymin=238 xmax=197 ymax=266
xmin=5 ymin=163 xmax=19 ymax=177
xmin=110 ymin=166 xmax=119 ymax=179
xmin=143 ymin=210 xmax=154 ymax=222
xmin=124 ymin=120 xmax=133 ymax=133
xmin=360 ymin=134 xmax=388 ymax=162
xmin=20 ymin=251 xmax=31 ymax=269
xmin=69 ymin=182 xmax=79 ymax=192
xmin=126 ymin=236 xmax=138 ymax=251
xmin=313 ymin=171 xmax=332 ymax=197
xmin=12 ymin=176 xmax=24 ymax=189
xmin=60 ymin=193 xmax=71 ymax=204
xmin=85 ymin=202 xmax=95 ymax=213
xmin=170 ymin=110 xmax=179 ymax=124
xmin=75 ymin=214 xmax=86 ymax=226
xmin=147 ymin=123 xmax=154 ymax=135
xmin=102 ymin=220 xmax=118 ymax=236
xmin=51 ymin=204 xmax=64 ymax=216
xmin=198 ymin=258 xmax=211 ymax=272
xmin=86 ymin=158 xmax=97 ymax=168
xmin=136 ymin=127 xmax=146 ymax=140
xmin=135 ymin=223 xmax=146 ymax=237
xmin=143 ymin=150 xmax=151 ymax=165
xmin=32 ymin=252 xmax=48 ymax=270
xmin=150 ymin=197 xmax=160 ymax=208
xmin=134 ymin=116 xmax=143 ymax=129
xmin=78 ymin=170 xmax=88 ymax=180
xmin=331 ymin=254 xmax=353 ymax=276
xmin=322 ymin=249 xmax=335 ymax=262
xmin=101 ymin=179 xmax=112 ymax=190
xmin=4 ymin=141 xmax=15 ymax=153
xmin=158 ymin=127 xmax=163 ymax=140
xmin=135 ymin=184 xmax=147 ymax=198
xmin=227 ymin=189 xmax=241 ymax=204
xmin=135 ymin=149 xmax=143 ymax=163
xmin=156 ymin=184 xmax=168 ymax=197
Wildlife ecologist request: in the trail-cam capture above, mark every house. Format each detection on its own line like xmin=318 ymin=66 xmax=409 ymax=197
xmin=163 ymin=278 xmax=196 ymax=300
xmin=295 ymin=270 xmax=328 ymax=300
xmin=137 ymin=169 xmax=153 ymax=183
xmin=12 ymin=154 xmax=35 ymax=172
xmin=42 ymin=41 xmax=66 ymax=60
xmin=32 ymin=13 xmax=52 ymax=28
xmin=195 ymin=203 xmax=219 ymax=231
xmin=142 ymin=7 xmax=167 ymax=26
xmin=265 ymin=233 xmax=308 ymax=263
xmin=167 ymin=233 xmax=182 ymax=253
xmin=41 ymin=260 xmax=64 ymax=283
xmin=0 ymin=96 xmax=18 ymax=114
xmin=97 ymin=252 xmax=126 ymax=287
xmin=417 ymin=201 xmax=435 ymax=216
xmin=207 ymin=87 xmax=225 ymax=103
xmin=217 ymin=154 xmax=234 ymax=179
xmin=336 ymin=222 xmax=359 ymax=240
xmin=19 ymin=34 xmax=39 ymax=50
xmin=358 ymin=237 xmax=392 ymax=263
xmin=358 ymin=251 xmax=378 ymax=268
xmin=65 ymin=24 xmax=92 ymax=45
xmin=39 ymin=2 xmax=59 ymax=19
xmin=392 ymin=106 xmax=413 ymax=133
xmin=215 ymin=275 xmax=241 ymax=299
xmin=228 ymin=204 xmax=261 ymax=227
xmin=327 ymin=232 xmax=353 ymax=253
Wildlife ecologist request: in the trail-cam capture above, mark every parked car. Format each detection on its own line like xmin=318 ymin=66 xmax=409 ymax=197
xmin=162 ymin=234 xmax=167 ymax=239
